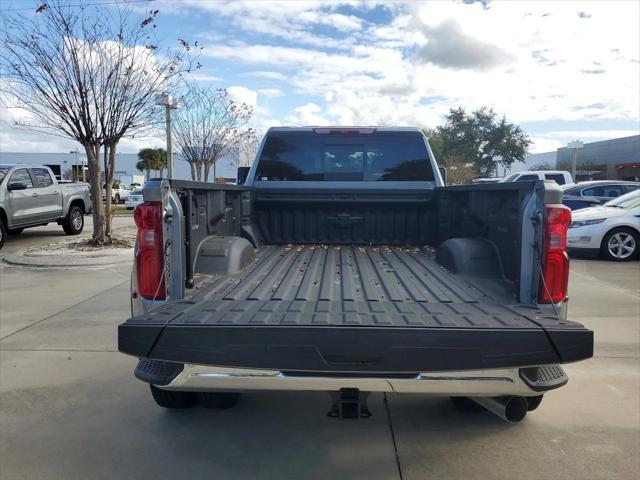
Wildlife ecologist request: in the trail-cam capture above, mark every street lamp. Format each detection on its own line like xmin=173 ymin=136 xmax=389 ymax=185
xmin=70 ymin=149 xmax=79 ymax=181
xmin=567 ymin=140 xmax=584 ymax=181
xmin=155 ymin=93 xmax=179 ymax=179
xmin=493 ymin=155 xmax=503 ymax=178
xmin=70 ymin=149 xmax=87 ymax=182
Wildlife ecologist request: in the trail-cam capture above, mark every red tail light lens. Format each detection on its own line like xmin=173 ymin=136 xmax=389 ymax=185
xmin=134 ymin=201 xmax=165 ymax=300
xmin=538 ymin=204 xmax=571 ymax=304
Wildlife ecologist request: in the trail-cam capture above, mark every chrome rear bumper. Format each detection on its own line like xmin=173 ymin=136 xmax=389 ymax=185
xmin=157 ymin=364 xmax=566 ymax=397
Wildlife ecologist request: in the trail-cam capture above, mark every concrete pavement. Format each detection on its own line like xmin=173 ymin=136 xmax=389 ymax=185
xmin=0 ymin=215 xmax=134 ymax=255
xmin=0 ymin=226 xmax=638 ymax=479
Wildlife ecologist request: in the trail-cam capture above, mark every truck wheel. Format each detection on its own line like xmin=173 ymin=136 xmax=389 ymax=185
xmin=601 ymin=227 xmax=639 ymax=261
xmin=62 ymin=206 xmax=84 ymax=235
xmin=8 ymin=228 xmax=23 ymax=235
xmin=0 ymin=219 xmax=6 ymax=250
xmin=450 ymin=396 xmax=486 ymax=412
xmin=150 ymin=385 xmax=197 ymax=408
xmin=198 ymin=392 xmax=241 ymax=409
xmin=526 ymin=395 xmax=543 ymax=411
xmin=114 ymin=194 xmax=120 ymax=204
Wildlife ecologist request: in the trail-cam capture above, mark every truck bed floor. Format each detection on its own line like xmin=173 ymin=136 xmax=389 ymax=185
xmin=184 ymin=245 xmax=511 ymax=329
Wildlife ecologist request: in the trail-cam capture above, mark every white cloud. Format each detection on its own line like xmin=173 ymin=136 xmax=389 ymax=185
xmin=227 ymin=86 xmax=258 ymax=107
xmin=284 ymin=103 xmax=331 ymax=126
xmin=2 ymin=1 xmax=639 ymax=152
xmin=244 ymin=70 xmax=288 ymax=81
xmin=184 ymin=72 xmax=223 ymax=83
xmin=542 ymin=130 xmax=640 ymax=139
xmin=199 ymin=0 xmax=639 ymax=131
xmin=529 ymin=137 xmax=563 ymax=154
xmin=183 ymin=0 xmax=366 ymax=49
xmin=258 ymin=88 xmax=284 ymax=99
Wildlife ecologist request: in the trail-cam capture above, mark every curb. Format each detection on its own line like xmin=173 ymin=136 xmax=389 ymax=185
xmin=2 ymin=249 xmax=133 ymax=267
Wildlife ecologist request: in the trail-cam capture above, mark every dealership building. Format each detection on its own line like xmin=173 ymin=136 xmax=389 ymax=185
xmin=0 ymin=150 xmax=239 ymax=185
xmin=517 ymin=134 xmax=640 ymax=181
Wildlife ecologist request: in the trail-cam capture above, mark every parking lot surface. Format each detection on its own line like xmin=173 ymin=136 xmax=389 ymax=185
xmin=1 ymin=221 xmax=638 ymax=479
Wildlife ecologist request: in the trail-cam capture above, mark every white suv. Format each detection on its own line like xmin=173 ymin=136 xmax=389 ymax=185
xmin=500 ymin=170 xmax=573 ymax=185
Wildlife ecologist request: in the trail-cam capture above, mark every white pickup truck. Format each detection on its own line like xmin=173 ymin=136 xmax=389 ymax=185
xmin=103 ymin=185 xmax=131 ymax=204
xmin=0 ymin=164 xmax=91 ymax=249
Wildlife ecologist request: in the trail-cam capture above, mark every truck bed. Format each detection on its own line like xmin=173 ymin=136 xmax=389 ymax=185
xmin=119 ymin=245 xmax=593 ymax=373
xmin=195 ymin=244 xmax=483 ymax=305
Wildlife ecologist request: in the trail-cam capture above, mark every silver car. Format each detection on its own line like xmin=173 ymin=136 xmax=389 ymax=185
xmin=0 ymin=164 xmax=91 ymax=249
xmin=124 ymin=188 xmax=144 ymax=210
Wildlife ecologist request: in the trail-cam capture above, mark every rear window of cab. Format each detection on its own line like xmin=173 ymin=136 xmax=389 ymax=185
xmin=255 ymin=131 xmax=435 ymax=182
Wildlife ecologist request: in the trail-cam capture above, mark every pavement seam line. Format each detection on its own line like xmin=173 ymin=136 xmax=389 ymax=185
xmin=0 ymin=279 xmax=129 ymax=341
xmin=383 ymin=392 xmax=404 ymax=480
xmin=571 ymin=269 xmax=640 ymax=298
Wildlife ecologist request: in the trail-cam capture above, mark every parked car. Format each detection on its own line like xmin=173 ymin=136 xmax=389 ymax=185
xmin=118 ymin=127 xmax=593 ymax=423
xmin=124 ymin=188 xmax=144 ymax=210
xmin=500 ymin=170 xmax=573 ymax=185
xmin=568 ymin=189 xmax=640 ymax=261
xmin=103 ymin=184 xmax=130 ymax=204
xmin=0 ymin=164 xmax=91 ymax=249
xmin=562 ymin=180 xmax=640 ymax=210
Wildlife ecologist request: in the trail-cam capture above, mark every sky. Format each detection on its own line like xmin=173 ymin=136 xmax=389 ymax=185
xmin=1 ymin=0 xmax=639 ymax=155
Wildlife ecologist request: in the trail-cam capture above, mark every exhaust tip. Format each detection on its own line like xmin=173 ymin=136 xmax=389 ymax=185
xmin=504 ymin=396 xmax=528 ymax=423
xmin=470 ymin=395 xmax=529 ymax=424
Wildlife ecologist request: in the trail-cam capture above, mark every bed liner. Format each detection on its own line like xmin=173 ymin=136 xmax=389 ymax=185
xmin=119 ymin=246 xmax=593 ymax=373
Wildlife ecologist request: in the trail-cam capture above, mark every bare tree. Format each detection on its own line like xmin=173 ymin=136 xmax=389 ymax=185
xmin=173 ymin=86 xmax=253 ymax=182
xmin=238 ymin=129 xmax=263 ymax=168
xmin=0 ymin=1 xmax=197 ymax=243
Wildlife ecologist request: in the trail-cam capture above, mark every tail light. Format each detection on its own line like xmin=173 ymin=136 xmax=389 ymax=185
xmin=134 ymin=201 xmax=165 ymax=300
xmin=538 ymin=204 xmax=571 ymax=304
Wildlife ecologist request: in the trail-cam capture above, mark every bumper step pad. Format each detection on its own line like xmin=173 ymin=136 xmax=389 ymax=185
xmin=519 ymin=365 xmax=569 ymax=391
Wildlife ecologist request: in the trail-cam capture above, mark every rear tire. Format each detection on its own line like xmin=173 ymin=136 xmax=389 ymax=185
xmin=150 ymin=385 xmax=197 ymax=409
xmin=62 ymin=205 xmax=84 ymax=235
xmin=450 ymin=396 xmax=486 ymax=412
xmin=601 ymin=227 xmax=639 ymax=261
xmin=0 ymin=219 xmax=6 ymax=250
xmin=114 ymin=194 xmax=120 ymax=204
xmin=198 ymin=392 xmax=241 ymax=409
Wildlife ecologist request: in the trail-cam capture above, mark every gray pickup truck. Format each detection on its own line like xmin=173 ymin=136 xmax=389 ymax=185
xmin=0 ymin=164 xmax=91 ymax=249
xmin=118 ymin=127 xmax=593 ymax=423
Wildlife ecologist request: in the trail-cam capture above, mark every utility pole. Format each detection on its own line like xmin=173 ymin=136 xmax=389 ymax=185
xmin=567 ymin=140 xmax=584 ymax=181
xmin=70 ymin=149 xmax=79 ymax=181
xmin=493 ymin=155 xmax=503 ymax=178
xmin=166 ymin=103 xmax=173 ymax=179
xmin=156 ymin=93 xmax=179 ymax=179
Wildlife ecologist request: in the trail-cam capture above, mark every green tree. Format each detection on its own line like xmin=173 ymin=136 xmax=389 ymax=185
xmin=426 ymin=107 xmax=531 ymax=177
xmin=441 ymin=155 xmax=478 ymax=185
xmin=136 ymin=148 xmax=167 ymax=180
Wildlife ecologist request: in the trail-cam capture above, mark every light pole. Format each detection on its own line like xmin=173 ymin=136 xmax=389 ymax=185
xmin=567 ymin=140 xmax=583 ymax=181
xmin=493 ymin=155 xmax=503 ymax=178
xmin=155 ymin=93 xmax=179 ymax=179
xmin=70 ymin=149 xmax=79 ymax=181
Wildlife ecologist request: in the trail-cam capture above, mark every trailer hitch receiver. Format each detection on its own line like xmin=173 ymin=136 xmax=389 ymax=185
xmin=328 ymin=389 xmax=372 ymax=419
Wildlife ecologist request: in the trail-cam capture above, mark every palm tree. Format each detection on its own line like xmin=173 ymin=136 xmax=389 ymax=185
xmin=137 ymin=148 xmax=167 ymax=180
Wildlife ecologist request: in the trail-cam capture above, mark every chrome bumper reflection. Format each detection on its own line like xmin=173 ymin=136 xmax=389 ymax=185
xmin=160 ymin=365 xmax=547 ymax=396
